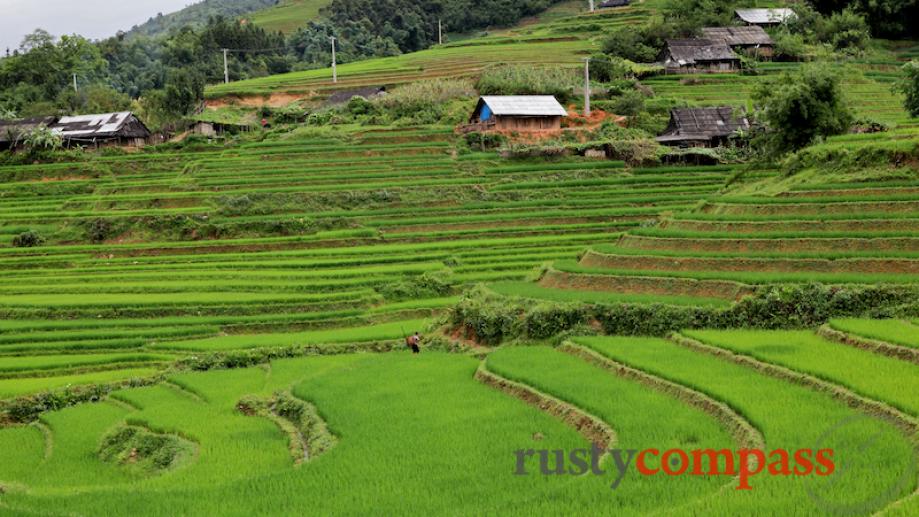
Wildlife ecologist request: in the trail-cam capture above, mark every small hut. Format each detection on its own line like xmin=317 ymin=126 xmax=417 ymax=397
xmin=0 ymin=116 xmax=57 ymax=151
xmin=599 ymin=0 xmax=630 ymax=8
xmin=735 ymin=8 xmax=795 ymax=27
xmin=661 ymin=39 xmax=740 ymax=73
xmin=702 ymin=26 xmax=774 ymax=59
xmin=656 ymin=107 xmax=751 ymax=148
xmin=51 ymin=112 xmax=151 ymax=148
xmin=466 ymin=96 xmax=568 ymax=134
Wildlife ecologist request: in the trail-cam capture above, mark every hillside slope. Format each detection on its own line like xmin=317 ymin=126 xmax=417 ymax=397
xmin=128 ymin=0 xmax=280 ymax=38
xmin=246 ymin=0 xmax=331 ymax=33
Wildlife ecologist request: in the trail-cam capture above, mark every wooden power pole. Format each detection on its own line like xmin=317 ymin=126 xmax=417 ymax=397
xmin=330 ymin=37 xmax=338 ymax=83
xmin=222 ymin=49 xmax=229 ymax=84
xmin=583 ymin=58 xmax=591 ymax=117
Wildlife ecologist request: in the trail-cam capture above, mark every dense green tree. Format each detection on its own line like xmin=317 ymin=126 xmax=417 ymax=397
xmin=897 ymin=61 xmax=919 ymax=118
xmin=809 ymin=0 xmax=918 ymax=38
xmin=753 ymin=65 xmax=853 ymax=154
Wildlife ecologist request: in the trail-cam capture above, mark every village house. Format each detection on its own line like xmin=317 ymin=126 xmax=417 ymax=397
xmin=599 ymin=0 xmax=630 ymax=8
xmin=735 ymin=8 xmax=795 ymax=27
xmin=701 ymin=26 xmax=775 ymax=59
xmin=51 ymin=112 xmax=151 ymax=148
xmin=656 ymin=107 xmax=751 ymax=148
xmin=661 ymin=39 xmax=741 ymax=73
xmin=0 ymin=116 xmax=57 ymax=151
xmin=465 ymin=96 xmax=568 ymax=134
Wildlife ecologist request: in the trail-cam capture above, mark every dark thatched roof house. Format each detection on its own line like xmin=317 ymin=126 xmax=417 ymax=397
xmin=51 ymin=112 xmax=151 ymax=147
xmin=0 ymin=116 xmax=57 ymax=151
xmin=735 ymin=8 xmax=795 ymax=27
xmin=599 ymin=0 xmax=630 ymax=8
xmin=661 ymin=39 xmax=740 ymax=73
xmin=656 ymin=107 xmax=751 ymax=148
xmin=701 ymin=26 xmax=774 ymax=58
xmin=326 ymin=86 xmax=387 ymax=106
xmin=466 ymin=96 xmax=568 ymax=134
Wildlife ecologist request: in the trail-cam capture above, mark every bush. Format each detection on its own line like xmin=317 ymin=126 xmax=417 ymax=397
xmin=753 ymin=64 xmax=853 ymax=155
xmin=601 ymin=17 xmax=679 ymax=63
xmin=476 ymin=65 xmax=579 ymax=103
xmin=12 ymin=230 xmax=44 ymax=247
xmin=772 ymin=32 xmax=807 ymax=61
xmin=817 ymin=8 xmax=871 ymax=52
xmin=464 ymin=131 xmax=507 ymax=151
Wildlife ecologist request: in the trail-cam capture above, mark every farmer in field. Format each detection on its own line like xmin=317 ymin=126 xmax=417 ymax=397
xmin=406 ymin=332 xmax=421 ymax=354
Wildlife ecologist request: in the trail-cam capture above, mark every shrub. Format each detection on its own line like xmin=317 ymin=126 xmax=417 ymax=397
xmin=772 ymin=32 xmax=807 ymax=61
xmin=464 ymin=131 xmax=507 ymax=151
xmin=12 ymin=230 xmax=44 ymax=247
xmin=601 ymin=17 xmax=679 ymax=63
xmin=817 ymin=8 xmax=870 ymax=52
xmin=476 ymin=65 xmax=579 ymax=103
xmin=753 ymin=64 xmax=853 ymax=155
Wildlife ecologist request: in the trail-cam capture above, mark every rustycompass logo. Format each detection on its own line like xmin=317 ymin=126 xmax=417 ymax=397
xmin=514 ymin=443 xmax=835 ymax=490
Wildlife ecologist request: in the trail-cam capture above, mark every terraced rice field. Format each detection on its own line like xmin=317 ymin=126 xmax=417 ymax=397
xmin=0 ymin=126 xmax=734 ymax=399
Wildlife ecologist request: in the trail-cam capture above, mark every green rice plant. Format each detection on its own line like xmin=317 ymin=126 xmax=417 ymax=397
xmin=574 ymin=336 xmax=917 ymax=515
xmin=489 ymin=280 xmax=730 ymax=307
xmin=0 ymin=353 xmax=175 ymax=374
xmin=155 ymin=318 xmax=431 ymax=351
xmin=0 ymin=368 xmax=161 ymax=399
xmin=682 ymin=329 xmax=919 ymax=416
xmin=828 ymin=318 xmax=919 ymax=349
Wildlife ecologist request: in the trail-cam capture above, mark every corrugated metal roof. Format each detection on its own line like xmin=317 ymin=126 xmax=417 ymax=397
xmin=657 ymin=107 xmax=750 ymax=143
xmin=665 ymin=39 xmax=739 ymax=65
xmin=480 ymin=96 xmax=568 ymax=117
xmin=735 ymin=8 xmax=795 ymax=25
xmin=702 ymin=26 xmax=773 ymax=46
xmin=0 ymin=116 xmax=57 ymax=144
xmin=52 ymin=112 xmax=133 ymax=137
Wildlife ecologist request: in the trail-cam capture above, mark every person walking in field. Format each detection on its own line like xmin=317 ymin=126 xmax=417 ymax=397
xmin=406 ymin=332 xmax=421 ymax=354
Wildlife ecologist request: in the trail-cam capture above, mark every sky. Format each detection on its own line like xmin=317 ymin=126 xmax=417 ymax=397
xmin=0 ymin=0 xmax=196 ymax=51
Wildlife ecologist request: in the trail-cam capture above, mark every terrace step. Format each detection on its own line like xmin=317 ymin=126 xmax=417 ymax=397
xmin=580 ymin=250 xmax=919 ymax=275
xmin=663 ymin=218 xmax=919 ymax=233
xmin=538 ymin=268 xmax=752 ymax=301
xmin=618 ymin=234 xmax=919 ymax=253
xmin=702 ymin=200 xmax=919 ymax=216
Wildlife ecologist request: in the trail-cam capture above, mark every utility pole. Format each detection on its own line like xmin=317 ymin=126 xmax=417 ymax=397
xmin=438 ymin=19 xmax=443 ymax=45
xmin=583 ymin=58 xmax=591 ymax=117
xmin=330 ymin=37 xmax=337 ymax=83
xmin=73 ymin=73 xmax=78 ymax=92
xmin=222 ymin=48 xmax=229 ymax=84
xmin=589 ymin=0 xmax=595 ymax=12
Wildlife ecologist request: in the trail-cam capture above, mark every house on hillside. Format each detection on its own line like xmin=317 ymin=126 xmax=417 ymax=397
xmin=656 ymin=107 xmax=751 ymax=148
xmin=701 ymin=26 xmax=774 ymax=59
xmin=326 ymin=86 xmax=387 ymax=106
xmin=0 ymin=116 xmax=57 ymax=151
xmin=51 ymin=112 xmax=151 ymax=148
xmin=599 ymin=0 xmax=630 ymax=8
xmin=465 ymin=96 xmax=568 ymax=134
xmin=661 ymin=39 xmax=741 ymax=73
xmin=735 ymin=8 xmax=795 ymax=27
